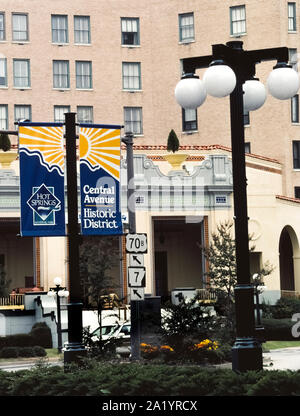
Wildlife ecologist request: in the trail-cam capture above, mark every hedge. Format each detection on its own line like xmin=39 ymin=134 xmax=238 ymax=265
xmin=0 ymin=346 xmax=47 ymax=358
xmin=0 ymin=322 xmax=52 ymax=349
xmin=262 ymin=318 xmax=295 ymax=341
xmin=0 ymin=361 xmax=300 ymax=396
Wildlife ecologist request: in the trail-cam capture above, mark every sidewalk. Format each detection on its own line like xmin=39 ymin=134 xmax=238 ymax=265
xmin=263 ymin=347 xmax=300 ymax=371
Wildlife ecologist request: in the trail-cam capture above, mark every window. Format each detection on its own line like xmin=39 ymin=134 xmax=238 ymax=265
xmin=53 ymin=60 xmax=69 ymax=89
xmin=124 ymin=107 xmax=143 ymax=134
xmin=289 ymin=48 xmax=298 ymax=71
xmin=215 ymin=195 xmax=227 ymax=205
xmin=74 ymin=16 xmax=90 ymax=44
xmin=295 ymin=187 xmax=300 ymax=198
xmin=0 ymin=105 xmax=8 ymax=129
xmin=182 ymin=108 xmax=197 ymax=131
xmin=291 ymin=95 xmax=299 ymax=123
xmin=230 ymin=5 xmax=246 ymax=36
xmin=77 ymin=106 xmax=93 ymax=124
xmin=121 ymin=17 xmax=139 ymax=45
xmin=14 ymin=105 xmax=31 ymax=123
xmin=179 ymin=13 xmax=194 ymax=42
xmin=51 ymin=15 xmax=68 ymax=43
xmin=293 ymin=140 xmax=300 ymax=168
xmin=122 ymin=62 xmax=141 ymax=90
xmin=244 ymin=110 xmax=250 ymax=125
xmin=76 ymin=61 xmax=92 ymax=89
xmin=12 ymin=13 xmax=28 ymax=41
xmin=245 ymin=142 xmax=251 ymax=153
xmin=0 ymin=13 xmax=5 ymax=40
xmin=13 ymin=59 xmax=30 ymax=88
xmin=0 ymin=58 xmax=7 ymax=86
xmin=288 ymin=2 xmax=297 ymax=31
xmin=54 ymin=105 xmax=70 ymax=123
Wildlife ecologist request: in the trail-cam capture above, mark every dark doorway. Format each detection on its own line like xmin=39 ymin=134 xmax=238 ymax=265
xmin=279 ymin=228 xmax=295 ymax=291
xmin=154 ymin=251 xmax=168 ymax=301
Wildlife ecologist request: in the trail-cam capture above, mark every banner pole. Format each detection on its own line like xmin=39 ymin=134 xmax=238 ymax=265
xmin=63 ymin=112 xmax=87 ymax=365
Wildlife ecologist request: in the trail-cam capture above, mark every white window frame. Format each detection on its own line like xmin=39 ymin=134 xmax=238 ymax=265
xmin=0 ymin=58 xmax=7 ymax=87
xmin=0 ymin=13 xmax=5 ymax=41
xmin=179 ymin=13 xmax=195 ymax=42
xmin=76 ymin=61 xmax=92 ymax=89
xmin=54 ymin=105 xmax=70 ymax=123
xmin=13 ymin=59 xmax=30 ymax=88
xmin=12 ymin=13 xmax=28 ymax=41
xmin=288 ymin=2 xmax=297 ymax=32
xmin=121 ymin=17 xmax=140 ymax=46
xmin=51 ymin=15 xmax=68 ymax=43
xmin=77 ymin=106 xmax=93 ymax=124
xmin=74 ymin=16 xmax=90 ymax=44
xmin=0 ymin=105 xmax=8 ymax=129
xmin=53 ymin=60 xmax=70 ymax=89
xmin=122 ymin=62 xmax=141 ymax=90
xmin=124 ymin=107 xmax=143 ymax=135
xmin=230 ymin=5 xmax=246 ymax=36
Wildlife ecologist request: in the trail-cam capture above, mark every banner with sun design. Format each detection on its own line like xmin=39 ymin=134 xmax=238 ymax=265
xmin=79 ymin=124 xmax=123 ymax=235
xmin=19 ymin=122 xmax=66 ymax=236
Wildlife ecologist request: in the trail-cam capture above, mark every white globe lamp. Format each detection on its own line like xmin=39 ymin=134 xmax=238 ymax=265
xmin=203 ymin=61 xmax=236 ymax=98
xmin=267 ymin=63 xmax=300 ymax=100
xmin=243 ymin=79 xmax=267 ymax=111
xmin=174 ymin=74 xmax=207 ymax=109
xmin=54 ymin=276 xmax=62 ymax=286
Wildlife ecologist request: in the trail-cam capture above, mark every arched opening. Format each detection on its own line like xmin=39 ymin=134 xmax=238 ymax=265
xmin=279 ymin=227 xmax=296 ymax=291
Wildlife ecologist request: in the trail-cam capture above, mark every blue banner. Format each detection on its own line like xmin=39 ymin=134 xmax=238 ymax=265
xmin=19 ymin=123 xmax=66 ymax=236
xmin=79 ymin=124 xmax=123 ymax=235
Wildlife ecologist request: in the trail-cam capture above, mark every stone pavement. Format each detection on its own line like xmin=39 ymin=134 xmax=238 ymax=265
xmin=263 ymin=347 xmax=300 ymax=371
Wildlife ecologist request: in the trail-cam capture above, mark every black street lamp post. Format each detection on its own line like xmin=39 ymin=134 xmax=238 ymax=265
xmin=47 ymin=277 xmax=69 ymax=353
xmin=175 ymin=41 xmax=299 ymax=372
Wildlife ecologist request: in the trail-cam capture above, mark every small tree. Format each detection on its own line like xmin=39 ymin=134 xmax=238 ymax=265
xmin=167 ymin=129 xmax=180 ymax=153
xmin=0 ymin=133 xmax=11 ymax=152
xmin=0 ymin=265 xmax=11 ymax=297
xmin=203 ymin=221 xmax=274 ymax=342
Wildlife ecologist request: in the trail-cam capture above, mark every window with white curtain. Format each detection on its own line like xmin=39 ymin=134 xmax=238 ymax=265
xmin=230 ymin=5 xmax=246 ymax=36
xmin=182 ymin=108 xmax=197 ymax=131
xmin=289 ymin=48 xmax=298 ymax=71
xmin=51 ymin=15 xmax=68 ymax=43
xmin=13 ymin=59 xmax=30 ymax=88
xmin=12 ymin=13 xmax=28 ymax=41
xmin=53 ymin=60 xmax=69 ymax=88
xmin=124 ymin=107 xmax=143 ymax=134
xmin=288 ymin=2 xmax=297 ymax=31
xmin=0 ymin=105 xmax=8 ymax=129
xmin=179 ymin=13 xmax=194 ymax=42
xmin=14 ymin=105 xmax=31 ymax=123
xmin=74 ymin=16 xmax=90 ymax=44
xmin=0 ymin=13 xmax=5 ymax=40
xmin=122 ymin=62 xmax=141 ymax=90
xmin=291 ymin=95 xmax=299 ymax=123
xmin=54 ymin=106 xmax=70 ymax=123
xmin=121 ymin=17 xmax=139 ymax=45
xmin=77 ymin=106 xmax=93 ymax=124
xmin=76 ymin=61 xmax=92 ymax=89
xmin=0 ymin=58 xmax=7 ymax=86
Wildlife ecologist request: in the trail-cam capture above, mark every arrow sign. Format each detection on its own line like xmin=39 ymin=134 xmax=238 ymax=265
xmin=130 ymin=287 xmax=144 ymax=301
xmin=129 ymin=254 xmax=144 ymax=267
xmin=128 ymin=267 xmax=146 ymax=287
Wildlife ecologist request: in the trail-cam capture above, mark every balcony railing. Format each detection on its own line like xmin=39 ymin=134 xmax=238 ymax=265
xmin=281 ymin=290 xmax=300 ymax=299
xmin=0 ymin=294 xmax=25 ymax=309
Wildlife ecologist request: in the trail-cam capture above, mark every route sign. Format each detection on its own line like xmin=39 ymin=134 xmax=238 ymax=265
xmin=130 ymin=287 xmax=144 ymax=301
xmin=129 ymin=254 xmax=144 ymax=267
xmin=126 ymin=233 xmax=147 ymax=253
xmin=128 ymin=266 xmax=146 ymax=287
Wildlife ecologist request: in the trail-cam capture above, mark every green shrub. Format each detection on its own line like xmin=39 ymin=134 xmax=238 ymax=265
xmin=262 ymin=318 xmax=295 ymax=341
xmin=3 ymin=334 xmax=34 ymax=348
xmin=30 ymin=323 xmax=52 ymax=348
xmin=1 ymin=361 xmax=300 ymax=396
xmin=272 ymin=298 xmax=300 ymax=319
xmin=18 ymin=347 xmax=35 ymax=357
xmin=0 ymin=346 xmax=19 ymax=358
xmin=32 ymin=346 xmax=47 ymax=357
